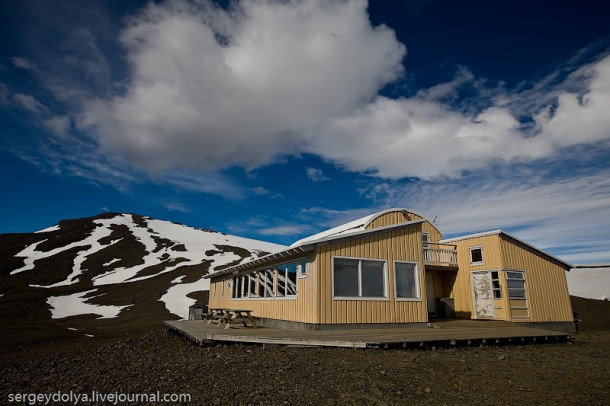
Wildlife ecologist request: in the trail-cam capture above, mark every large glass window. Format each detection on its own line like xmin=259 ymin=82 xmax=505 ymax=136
xmin=333 ymin=257 xmax=387 ymax=298
xmin=361 ymin=260 xmax=385 ymax=297
xmin=333 ymin=258 xmax=359 ymax=297
xmin=394 ymin=261 xmax=419 ymax=299
xmin=230 ymin=259 xmax=304 ymax=300
xmin=507 ymin=271 xmax=526 ymax=298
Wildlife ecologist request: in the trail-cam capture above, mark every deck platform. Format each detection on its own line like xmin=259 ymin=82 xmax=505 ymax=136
xmin=164 ymin=319 xmax=570 ymax=349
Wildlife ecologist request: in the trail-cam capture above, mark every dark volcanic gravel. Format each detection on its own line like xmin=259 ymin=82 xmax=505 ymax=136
xmin=2 ymin=297 xmax=609 ymax=405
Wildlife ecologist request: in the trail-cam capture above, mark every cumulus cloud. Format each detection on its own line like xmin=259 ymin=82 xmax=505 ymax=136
xmin=306 ymin=54 xmax=610 ymax=179
xmin=79 ymin=0 xmax=405 ymax=173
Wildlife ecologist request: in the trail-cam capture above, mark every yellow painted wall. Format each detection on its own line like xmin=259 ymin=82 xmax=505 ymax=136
xmin=366 ymin=210 xmax=443 ymax=242
xmin=450 ymin=234 xmax=505 ymax=319
xmin=317 ymin=226 xmax=428 ymax=324
xmin=208 ymin=251 xmax=319 ymax=323
xmin=499 ymin=238 xmax=573 ymax=322
xmin=448 ymin=233 xmax=573 ymax=323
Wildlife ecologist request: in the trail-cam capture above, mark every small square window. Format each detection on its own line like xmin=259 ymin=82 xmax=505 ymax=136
xmin=469 ymin=247 xmax=483 ymax=264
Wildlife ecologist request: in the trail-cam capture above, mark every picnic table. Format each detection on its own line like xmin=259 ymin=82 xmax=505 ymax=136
xmin=205 ymin=308 xmax=257 ymax=329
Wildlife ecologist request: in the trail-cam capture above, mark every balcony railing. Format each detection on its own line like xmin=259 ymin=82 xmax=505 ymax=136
xmin=424 ymin=242 xmax=458 ymax=266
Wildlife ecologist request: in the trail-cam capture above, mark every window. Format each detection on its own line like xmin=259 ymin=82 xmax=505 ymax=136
xmin=394 ymin=261 xmax=420 ymax=300
xmin=220 ymin=280 xmax=224 ymax=298
xmin=422 ymin=233 xmax=429 ymax=247
xmin=506 ymin=271 xmax=526 ymax=298
xmin=469 ymin=246 xmax=484 ymax=265
xmin=232 ymin=275 xmax=241 ymax=298
xmin=277 ymin=263 xmax=298 ymax=297
xmin=263 ymin=269 xmax=274 ymax=297
xmin=247 ymin=272 xmax=257 ymax=298
xmin=491 ymin=271 xmax=501 ymax=298
xmin=298 ymin=260 xmax=307 ymax=278
xmin=333 ymin=257 xmax=387 ymax=298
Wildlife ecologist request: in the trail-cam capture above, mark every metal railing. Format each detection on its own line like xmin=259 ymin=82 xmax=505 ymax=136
xmin=424 ymin=242 xmax=458 ymax=265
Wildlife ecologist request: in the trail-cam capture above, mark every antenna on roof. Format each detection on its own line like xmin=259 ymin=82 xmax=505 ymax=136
xmin=433 ymin=216 xmax=438 ymax=225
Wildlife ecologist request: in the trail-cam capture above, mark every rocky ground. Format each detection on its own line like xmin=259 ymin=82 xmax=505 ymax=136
xmin=1 ymin=296 xmax=609 ymax=405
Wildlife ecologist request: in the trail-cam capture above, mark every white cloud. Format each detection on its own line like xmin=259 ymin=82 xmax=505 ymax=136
xmin=306 ymin=167 xmax=329 ymax=182
xmin=359 ymin=168 xmax=610 ymax=264
xmin=79 ymin=0 xmax=405 ymax=173
xmin=12 ymin=93 xmax=45 ymax=112
xmin=306 ymin=54 xmax=610 ymax=179
xmin=257 ymin=225 xmax=309 ymax=236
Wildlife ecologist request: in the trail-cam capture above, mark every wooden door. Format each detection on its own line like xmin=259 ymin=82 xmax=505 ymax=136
xmin=471 ymin=271 xmax=495 ymax=318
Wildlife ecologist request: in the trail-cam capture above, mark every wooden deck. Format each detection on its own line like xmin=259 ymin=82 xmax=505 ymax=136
xmin=164 ymin=319 xmax=570 ymax=349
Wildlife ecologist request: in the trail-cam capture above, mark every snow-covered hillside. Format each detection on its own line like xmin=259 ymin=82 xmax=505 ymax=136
xmin=2 ymin=213 xmax=285 ymax=323
xmin=566 ymin=266 xmax=610 ymax=301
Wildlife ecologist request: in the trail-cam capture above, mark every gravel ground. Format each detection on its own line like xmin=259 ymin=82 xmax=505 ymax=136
xmin=1 ymin=297 xmax=609 ymax=405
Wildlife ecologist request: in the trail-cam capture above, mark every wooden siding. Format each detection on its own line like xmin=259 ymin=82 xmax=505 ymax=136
xmin=366 ymin=210 xmax=443 ymax=242
xmin=499 ymin=238 xmax=573 ymax=322
xmin=317 ymin=226 xmax=428 ymax=324
xmin=208 ymin=251 xmax=319 ymax=323
xmin=449 ymin=234 xmax=573 ymax=323
xmin=451 ymin=235 xmax=505 ymax=319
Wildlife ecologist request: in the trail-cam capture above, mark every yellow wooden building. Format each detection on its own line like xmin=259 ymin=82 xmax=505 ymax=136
xmin=205 ymin=208 xmax=575 ymax=332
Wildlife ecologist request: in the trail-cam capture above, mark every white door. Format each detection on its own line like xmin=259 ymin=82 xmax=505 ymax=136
xmin=471 ymin=271 xmax=495 ymax=318
xmin=426 ymin=272 xmax=436 ymax=316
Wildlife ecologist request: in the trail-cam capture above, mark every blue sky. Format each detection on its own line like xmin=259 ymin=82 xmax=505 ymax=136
xmin=1 ymin=0 xmax=609 ymax=264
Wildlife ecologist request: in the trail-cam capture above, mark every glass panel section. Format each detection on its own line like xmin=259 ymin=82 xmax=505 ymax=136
xmin=361 ymin=260 xmax=385 ymax=297
xmin=286 ymin=263 xmax=298 ymax=296
xmin=333 ymin=258 xmax=359 ymax=297
xmin=507 ymin=271 xmax=524 ymax=279
xmin=257 ymin=271 xmax=266 ymax=298
xmin=395 ymin=262 xmax=418 ymax=299
xmin=233 ymin=276 xmax=241 ymax=298
xmin=508 ymin=289 xmax=526 ymax=298
xmin=507 ymin=279 xmax=524 ymax=289
xmin=264 ymin=269 xmax=274 ymax=297
xmin=248 ymin=272 xmax=257 ymax=297
xmin=276 ymin=265 xmax=286 ymax=297
xmin=299 ymin=260 xmax=307 ymax=277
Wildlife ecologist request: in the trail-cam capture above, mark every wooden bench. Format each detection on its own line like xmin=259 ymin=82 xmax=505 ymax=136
xmin=205 ymin=308 xmax=257 ymax=329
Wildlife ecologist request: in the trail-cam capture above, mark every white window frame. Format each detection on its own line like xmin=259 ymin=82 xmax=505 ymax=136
xmin=506 ymin=270 xmax=527 ymax=299
xmin=393 ymin=261 xmax=421 ymax=301
xmin=220 ymin=279 xmax=225 ymax=298
xmin=298 ymin=260 xmax=307 ymax=278
xmin=469 ymin=246 xmax=484 ymax=265
xmin=332 ymin=256 xmax=389 ymax=300
xmin=422 ymin=232 xmax=430 ymax=247
xmin=491 ymin=270 xmax=501 ymax=298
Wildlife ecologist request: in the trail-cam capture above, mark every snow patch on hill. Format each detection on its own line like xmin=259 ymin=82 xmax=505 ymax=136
xmin=12 ymin=213 xmax=286 ymax=320
xmin=47 ymin=290 xmax=133 ymax=319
